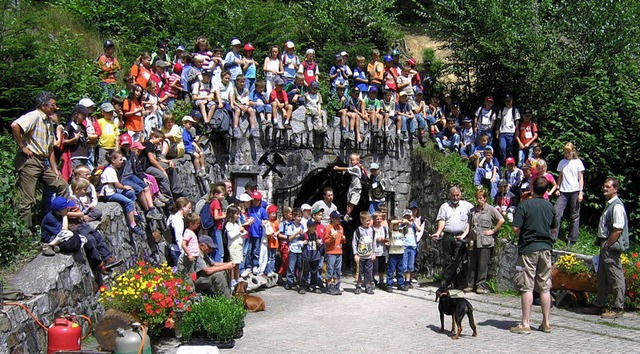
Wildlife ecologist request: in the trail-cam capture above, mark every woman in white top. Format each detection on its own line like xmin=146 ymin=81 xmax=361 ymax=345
xmin=167 ymin=197 xmax=192 ymax=265
xmin=263 ymin=45 xmax=283 ymax=96
xmin=553 ymin=142 xmax=585 ymax=245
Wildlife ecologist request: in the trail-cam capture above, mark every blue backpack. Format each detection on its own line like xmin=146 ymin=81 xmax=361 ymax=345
xmin=199 ymin=201 xmax=215 ymax=230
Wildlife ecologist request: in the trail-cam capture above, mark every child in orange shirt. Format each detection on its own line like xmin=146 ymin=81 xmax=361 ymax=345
xmin=323 ymin=210 xmax=346 ymax=295
xmin=265 ymin=205 xmax=280 ymax=276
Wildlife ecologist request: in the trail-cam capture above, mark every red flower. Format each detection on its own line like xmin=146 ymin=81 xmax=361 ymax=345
xmin=151 ymin=292 xmax=164 ymax=301
xmin=99 ymin=285 xmax=108 ymax=292
xmin=630 ymin=292 xmax=636 ymax=299
xmin=633 ymin=274 xmax=637 ymax=280
xmin=636 ymin=262 xmax=640 ymax=268
xmin=137 ymin=261 xmax=147 ymax=267
xmin=133 ymin=274 xmax=141 ymax=281
xmin=632 ymin=253 xmax=638 ymax=258
xmin=176 ymin=278 xmax=183 ymax=284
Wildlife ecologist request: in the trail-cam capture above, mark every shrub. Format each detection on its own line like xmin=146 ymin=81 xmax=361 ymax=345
xmin=0 ymin=135 xmax=31 ymax=267
xmin=180 ymin=295 xmax=246 ymax=342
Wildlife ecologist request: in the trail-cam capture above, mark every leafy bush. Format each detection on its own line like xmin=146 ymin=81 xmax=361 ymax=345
xmin=415 ymin=144 xmax=476 ymax=201
xmin=180 ymin=295 xmax=246 ymax=341
xmin=420 ymin=0 xmax=640 ymax=241
xmin=0 ymin=135 xmax=31 ymax=267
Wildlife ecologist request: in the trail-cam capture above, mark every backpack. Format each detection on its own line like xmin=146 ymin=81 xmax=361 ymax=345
xmin=91 ymin=165 xmax=107 ymax=190
xmin=356 ymin=164 xmax=371 ymax=192
xmin=211 ymin=108 xmax=230 ymax=132
xmin=370 ymin=175 xmax=385 ymax=200
xmin=199 ymin=200 xmax=215 ymax=230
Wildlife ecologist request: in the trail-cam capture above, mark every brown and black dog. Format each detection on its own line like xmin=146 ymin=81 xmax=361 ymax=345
xmin=435 ymin=287 xmax=478 ymax=340
xmin=234 ymin=281 xmax=266 ymax=312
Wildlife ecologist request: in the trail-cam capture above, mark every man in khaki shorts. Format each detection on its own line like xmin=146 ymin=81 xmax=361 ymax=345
xmin=511 ymin=176 xmax=558 ymax=334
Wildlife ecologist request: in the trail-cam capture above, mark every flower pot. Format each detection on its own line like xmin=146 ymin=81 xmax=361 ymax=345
xmin=187 ymin=337 xmax=236 ymax=349
xmin=551 ymin=268 xmax=598 ymax=293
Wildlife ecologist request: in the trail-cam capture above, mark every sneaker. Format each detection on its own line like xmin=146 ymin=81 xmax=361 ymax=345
xmin=197 ymin=170 xmax=207 ymax=178
xmin=354 ymin=287 xmax=362 ymax=295
xmin=385 ymin=286 xmax=394 ymax=293
xmin=298 ymin=287 xmax=306 ymax=295
xmin=284 ymin=121 xmax=292 ymax=129
xmin=538 ymin=324 xmax=552 ymax=333
xmin=250 ymin=128 xmax=260 ymax=138
xmin=104 ymin=257 xmax=123 ymax=270
xmin=42 ymin=245 xmax=56 ymax=257
xmin=156 ymin=193 xmax=170 ymax=203
xmin=402 ymin=132 xmax=409 ymax=142
xmin=476 ymin=288 xmax=489 ymax=294
xmin=398 ymin=285 xmax=409 ymax=292
xmin=509 ymin=325 xmax=531 ymax=335
xmin=153 ymin=198 xmax=166 ymax=208
xmin=233 ymin=128 xmax=240 ymax=139
xmin=314 ymin=287 xmax=323 ymax=294
xmin=146 ymin=209 xmax=164 ymax=220
xmin=601 ymin=310 xmax=624 ymax=319
xmin=348 ymin=131 xmax=355 ymax=141
xmin=411 ymin=278 xmax=418 ymax=284
xmin=405 ymin=283 xmax=413 ymax=289
xmin=252 ymin=267 xmax=259 ymax=275
xmin=365 ymin=287 xmax=374 ymax=295
xmin=134 ymin=214 xmax=145 ymax=224
xmin=241 ymin=269 xmax=252 ymax=277
xmin=463 ymin=287 xmax=474 ymax=293
xmin=284 ymin=283 xmax=293 ymax=290
xmin=129 ymin=225 xmax=145 ymax=236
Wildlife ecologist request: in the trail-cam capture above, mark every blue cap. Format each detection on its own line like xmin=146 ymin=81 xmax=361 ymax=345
xmin=368 ymin=86 xmax=378 ymax=93
xmin=51 ymin=197 xmax=76 ymax=212
xmin=176 ymin=45 xmax=185 ymax=51
xmin=383 ymin=55 xmax=393 ymax=62
xmin=408 ymin=201 xmax=420 ymax=209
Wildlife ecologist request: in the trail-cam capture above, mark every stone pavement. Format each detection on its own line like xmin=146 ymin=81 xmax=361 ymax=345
xmin=155 ymin=276 xmax=640 ymax=353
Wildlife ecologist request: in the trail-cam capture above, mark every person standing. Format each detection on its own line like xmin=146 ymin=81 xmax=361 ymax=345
xmin=431 ymin=186 xmax=474 ymax=288
xmin=11 ymin=91 xmax=69 ymax=229
xmin=589 ymin=178 xmax=629 ymax=318
xmin=510 ymin=176 xmax=558 ymax=334
xmin=495 ymin=94 xmax=520 ymax=164
xmin=553 ymin=142 xmax=585 ymax=246
xmin=311 ymin=187 xmax=338 ymax=227
xmin=465 ymin=189 xmax=504 ymax=294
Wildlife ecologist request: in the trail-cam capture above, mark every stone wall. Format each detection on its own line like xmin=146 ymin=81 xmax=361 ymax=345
xmin=1 ymin=202 xmax=164 ymax=354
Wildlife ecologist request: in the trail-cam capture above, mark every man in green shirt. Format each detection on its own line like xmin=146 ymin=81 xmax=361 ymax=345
xmin=510 ymin=176 xmax=558 ymax=334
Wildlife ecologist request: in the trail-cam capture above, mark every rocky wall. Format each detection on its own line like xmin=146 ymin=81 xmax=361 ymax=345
xmin=1 ymin=202 xmax=164 ymax=354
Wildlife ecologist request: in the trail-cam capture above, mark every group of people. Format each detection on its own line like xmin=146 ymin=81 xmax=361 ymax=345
xmin=97 ymin=37 xmax=444 ymax=145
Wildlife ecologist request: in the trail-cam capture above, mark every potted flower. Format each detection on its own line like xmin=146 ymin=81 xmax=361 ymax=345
xmin=180 ymin=296 xmax=247 ymax=348
xmin=99 ymin=261 xmax=196 ymax=335
xmin=552 ymin=253 xmax=597 ymax=293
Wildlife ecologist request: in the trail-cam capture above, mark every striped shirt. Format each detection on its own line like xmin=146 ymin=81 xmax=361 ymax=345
xmin=14 ymin=109 xmax=54 ymax=158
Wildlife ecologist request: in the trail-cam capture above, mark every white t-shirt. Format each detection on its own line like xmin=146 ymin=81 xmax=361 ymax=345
xmin=498 ymin=107 xmax=520 ymax=134
xmin=99 ymin=166 xmax=119 ymax=197
xmin=557 ymin=158 xmax=585 ymax=193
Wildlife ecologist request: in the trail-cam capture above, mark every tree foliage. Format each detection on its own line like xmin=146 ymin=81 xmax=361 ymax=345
xmin=421 ymin=0 xmax=640 ymax=238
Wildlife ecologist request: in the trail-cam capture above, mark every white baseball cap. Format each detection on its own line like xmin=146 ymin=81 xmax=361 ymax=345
xmin=230 ymin=38 xmax=241 ymax=46
xmin=79 ymin=98 xmax=95 ymax=108
xmin=285 ymin=41 xmax=295 ymax=49
xmin=301 ymin=203 xmax=312 ymax=211
xmin=370 ymin=163 xmax=380 ymax=170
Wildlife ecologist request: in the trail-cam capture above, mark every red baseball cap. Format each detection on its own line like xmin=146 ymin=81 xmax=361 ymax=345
xmin=251 ymin=191 xmax=262 ymax=200
xmin=506 ymin=157 xmax=516 ymax=165
xmin=119 ymin=133 xmax=132 ymax=145
xmin=267 ymin=205 xmax=278 ymax=214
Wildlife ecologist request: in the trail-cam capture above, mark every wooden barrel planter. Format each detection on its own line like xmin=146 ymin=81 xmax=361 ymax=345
xmin=551 ymin=268 xmax=598 ymax=293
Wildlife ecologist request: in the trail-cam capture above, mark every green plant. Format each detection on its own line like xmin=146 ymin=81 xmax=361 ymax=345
xmin=415 ymin=144 xmax=476 ymax=201
xmin=180 ymin=296 xmax=246 ymax=342
xmin=0 ymin=135 xmax=31 ymax=267
xmin=622 ymin=253 xmax=640 ymax=300
xmin=555 ymin=254 xmax=593 ymax=277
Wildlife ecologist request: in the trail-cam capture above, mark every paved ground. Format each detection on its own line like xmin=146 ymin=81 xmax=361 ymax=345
xmin=157 ymin=276 xmax=640 ymax=353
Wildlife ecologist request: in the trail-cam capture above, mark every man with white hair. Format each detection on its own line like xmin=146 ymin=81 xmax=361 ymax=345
xmin=431 ymin=186 xmax=474 ymax=288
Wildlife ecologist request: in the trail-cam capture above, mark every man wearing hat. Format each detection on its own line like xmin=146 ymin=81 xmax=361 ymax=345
xmin=98 ymin=102 xmax=120 ymax=166
xmin=459 ymin=116 xmax=476 ymax=160
xmin=186 ymin=235 xmax=234 ymax=298
xmin=496 ymin=94 xmax=520 ymax=164
xmin=474 ymin=95 xmax=497 ymax=143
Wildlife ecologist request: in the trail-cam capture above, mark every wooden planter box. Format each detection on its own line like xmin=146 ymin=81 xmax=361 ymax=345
xmin=551 ymin=268 xmax=598 ymax=293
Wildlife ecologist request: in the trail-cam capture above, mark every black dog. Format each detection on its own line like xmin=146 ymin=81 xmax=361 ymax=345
xmin=435 ymin=287 xmax=478 ymax=340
